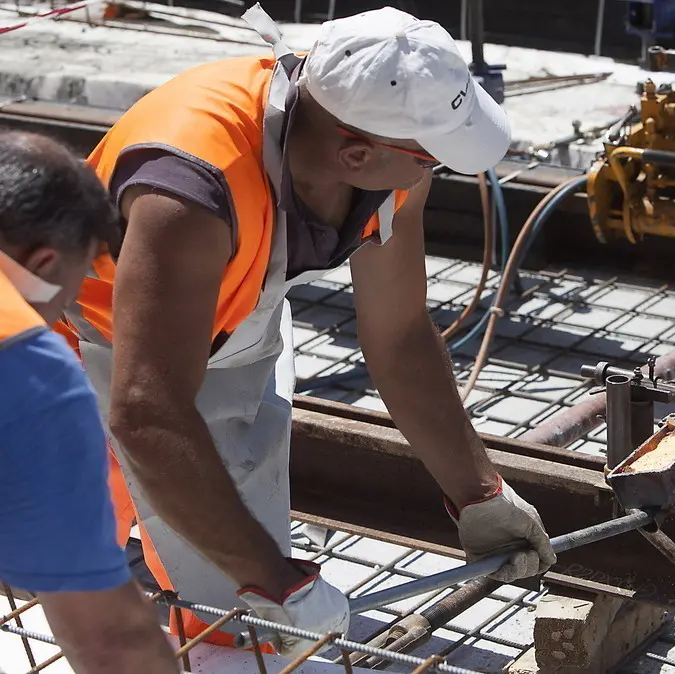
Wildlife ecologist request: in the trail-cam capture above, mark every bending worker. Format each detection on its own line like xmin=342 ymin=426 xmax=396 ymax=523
xmin=0 ymin=131 xmax=178 ymax=673
xmin=58 ymin=4 xmax=556 ymax=657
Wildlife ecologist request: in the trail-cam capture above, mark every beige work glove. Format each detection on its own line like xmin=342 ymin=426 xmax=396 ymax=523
xmin=447 ymin=477 xmax=556 ymax=583
xmin=238 ymin=559 xmax=350 ymax=659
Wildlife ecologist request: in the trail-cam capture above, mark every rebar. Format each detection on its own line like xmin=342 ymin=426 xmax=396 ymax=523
xmin=0 ymin=596 xmax=39 ymax=626
xmin=27 ymin=653 xmax=64 ymax=673
xmin=160 ymin=596 xmax=481 ymax=674
xmin=174 ymin=609 xmax=244 ymax=659
xmin=3 ymin=583 xmax=36 ymax=668
xmin=0 ymin=624 xmax=56 ymax=645
xmin=173 ymin=605 xmax=191 ymax=672
xmin=278 ymin=632 xmax=341 ymax=673
xmin=349 ymin=509 xmax=653 ymax=615
xmin=1 ymin=589 xmax=484 ymax=674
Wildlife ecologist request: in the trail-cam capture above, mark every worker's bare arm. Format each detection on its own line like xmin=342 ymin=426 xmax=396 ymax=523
xmin=110 ymin=186 xmax=301 ymax=595
xmin=350 ymin=173 xmax=500 ymax=508
xmin=40 ymin=580 xmax=177 ymax=674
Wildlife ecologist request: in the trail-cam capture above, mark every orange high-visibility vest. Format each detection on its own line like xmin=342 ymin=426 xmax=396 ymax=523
xmin=64 ymin=54 xmax=409 ymax=346
xmin=0 ymin=268 xmax=46 ymax=346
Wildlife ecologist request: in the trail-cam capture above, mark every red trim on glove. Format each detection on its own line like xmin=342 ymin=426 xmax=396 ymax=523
xmin=444 ymin=475 xmax=503 ymax=518
xmin=237 ymin=559 xmax=321 ymax=604
xmin=443 ymin=494 xmax=460 ymax=519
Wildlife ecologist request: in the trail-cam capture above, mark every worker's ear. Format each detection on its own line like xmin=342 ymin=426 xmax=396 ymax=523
xmin=338 ymin=139 xmax=375 ymax=172
xmin=23 ymin=247 xmax=60 ymax=283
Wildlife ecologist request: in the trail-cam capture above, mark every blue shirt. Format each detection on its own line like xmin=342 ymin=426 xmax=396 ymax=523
xmin=0 ymin=328 xmax=130 ymax=592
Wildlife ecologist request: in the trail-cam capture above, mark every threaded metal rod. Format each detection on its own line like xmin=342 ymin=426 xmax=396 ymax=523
xmin=236 ymin=509 xmax=654 ymax=649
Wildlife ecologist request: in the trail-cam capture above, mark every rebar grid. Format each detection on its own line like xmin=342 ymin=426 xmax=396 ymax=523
xmin=283 ymin=257 xmax=675 ymax=672
xmin=163 ymin=596 xmax=484 ymax=673
xmin=0 ymin=589 xmax=485 ymax=674
xmin=291 ymin=258 xmax=675 ymax=455
xmin=3 ymin=531 xmax=674 ymax=674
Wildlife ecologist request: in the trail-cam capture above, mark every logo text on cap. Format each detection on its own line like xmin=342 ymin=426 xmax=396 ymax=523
xmin=451 ymin=75 xmax=471 ymax=111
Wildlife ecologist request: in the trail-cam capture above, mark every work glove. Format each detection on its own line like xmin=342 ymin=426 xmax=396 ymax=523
xmin=238 ymin=559 xmax=350 ymax=659
xmin=447 ymin=476 xmax=556 ymax=583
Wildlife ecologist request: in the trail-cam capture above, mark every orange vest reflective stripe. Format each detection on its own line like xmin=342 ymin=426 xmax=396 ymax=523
xmin=73 ymin=54 xmax=408 ymax=345
xmin=0 ymin=268 xmax=46 ymax=346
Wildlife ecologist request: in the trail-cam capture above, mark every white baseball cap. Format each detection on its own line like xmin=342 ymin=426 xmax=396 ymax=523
xmin=298 ymin=6 xmax=511 ymax=175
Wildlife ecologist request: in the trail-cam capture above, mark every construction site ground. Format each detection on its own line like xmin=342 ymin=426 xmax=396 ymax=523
xmin=3 ymin=4 xmax=675 ymax=673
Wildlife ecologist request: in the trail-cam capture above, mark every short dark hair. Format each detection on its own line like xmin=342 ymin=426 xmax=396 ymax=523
xmin=0 ymin=130 xmax=120 ymax=256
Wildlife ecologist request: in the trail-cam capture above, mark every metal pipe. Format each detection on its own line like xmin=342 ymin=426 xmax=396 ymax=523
xmin=594 ymin=0 xmax=606 ymax=56
xmin=423 ymin=577 xmax=500 ymax=630
xmin=521 ymin=349 xmax=675 ymax=447
xmin=460 ymin=0 xmax=468 ymax=40
xmin=236 ymin=510 xmax=654 ymax=649
xmin=351 ymin=509 xmax=653 ymax=614
xmin=469 ymin=0 xmax=485 ymax=68
xmin=606 ymin=374 xmax=633 ymax=470
xmin=357 ymin=577 xmax=500 ymax=669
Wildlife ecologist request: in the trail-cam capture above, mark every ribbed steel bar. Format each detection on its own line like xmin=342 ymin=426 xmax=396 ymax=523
xmin=0 ymin=624 xmax=56 ymax=645
xmin=158 ymin=595 xmax=482 ymax=674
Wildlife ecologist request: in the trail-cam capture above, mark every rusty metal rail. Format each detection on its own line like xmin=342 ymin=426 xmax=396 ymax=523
xmin=290 ymin=395 xmax=675 ymax=608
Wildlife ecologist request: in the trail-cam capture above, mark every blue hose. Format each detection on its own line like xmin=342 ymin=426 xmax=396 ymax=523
xmin=514 ymin=174 xmax=589 ymax=271
xmin=448 ymin=168 xmax=510 ymax=352
xmin=448 ymin=174 xmax=589 ymax=354
xmin=487 ymin=167 xmax=509 ymax=273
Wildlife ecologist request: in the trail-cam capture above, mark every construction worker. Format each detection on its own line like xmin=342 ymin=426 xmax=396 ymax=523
xmin=58 ymin=4 xmax=556 ymax=658
xmin=0 ymin=131 xmax=178 ymax=674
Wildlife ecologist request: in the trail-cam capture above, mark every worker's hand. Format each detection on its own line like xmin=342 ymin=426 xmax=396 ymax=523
xmin=238 ymin=559 xmax=350 ymax=659
xmin=448 ymin=477 xmax=556 ymax=583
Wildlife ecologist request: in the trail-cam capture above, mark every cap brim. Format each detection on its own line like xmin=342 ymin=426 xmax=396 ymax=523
xmin=417 ymin=81 xmax=511 ymax=175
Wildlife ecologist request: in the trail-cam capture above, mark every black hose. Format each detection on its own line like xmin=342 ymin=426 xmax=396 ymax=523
xmin=643 ymin=148 xmax=675 ymax=167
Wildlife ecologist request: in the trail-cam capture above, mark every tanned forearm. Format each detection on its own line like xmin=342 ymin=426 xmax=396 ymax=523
xmin=362 ymin=313 xmax=500 ymax=509
xmin=111 ymin=403 xmax=302 ymax=596
xmin=41 ymin=582 xmax=178 ymax=674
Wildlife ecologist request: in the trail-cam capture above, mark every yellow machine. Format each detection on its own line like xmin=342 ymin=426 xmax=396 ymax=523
xmin=588 ymin=79 xmax=675 ymax=244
